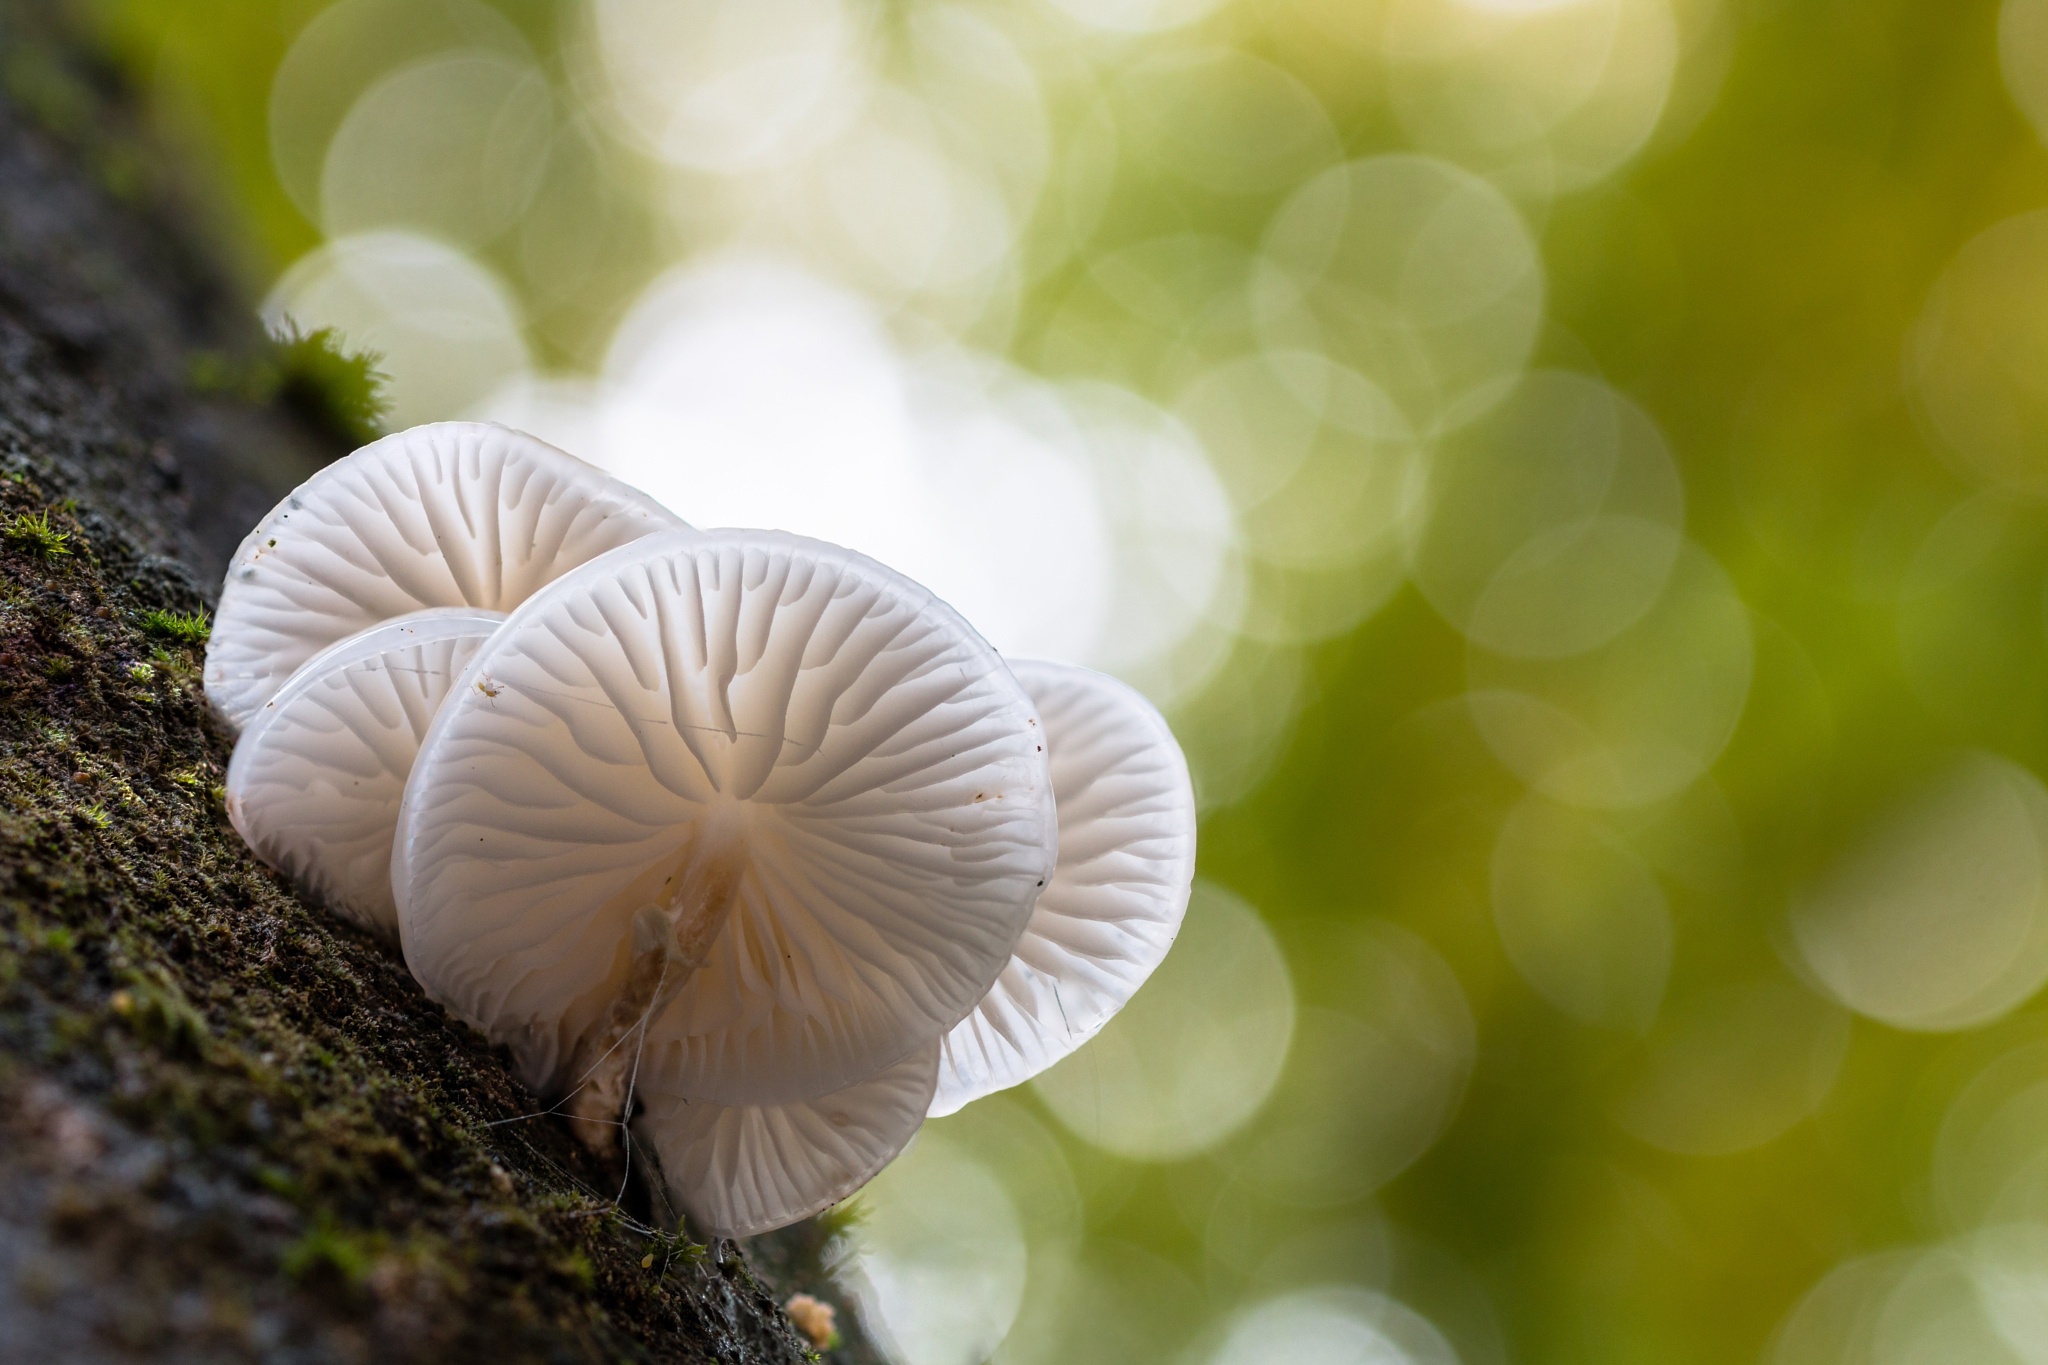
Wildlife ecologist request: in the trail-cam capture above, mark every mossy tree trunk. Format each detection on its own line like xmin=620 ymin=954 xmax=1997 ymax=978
xmin=0 ymin=7 xmax=863 ymax=1361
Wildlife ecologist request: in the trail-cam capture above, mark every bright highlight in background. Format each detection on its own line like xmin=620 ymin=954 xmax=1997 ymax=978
xmin=478 ymin=255 xmax=1237 ymax=685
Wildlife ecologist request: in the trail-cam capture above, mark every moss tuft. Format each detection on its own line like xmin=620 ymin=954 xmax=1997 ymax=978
xmin=139 ymin=606 xmax=208 ymax=645
xmin=188 ymin=322 xmax=390 ymax=449
xmin=268 ymin=319 xmax=390 ymax=446
xmin=283 ymin=1215 xmax=380 ymax=1287
xmin=3 ymin=509 xmax=72 ymax=558
xmin=555 ymin=1248 xmax=596 ymax=1290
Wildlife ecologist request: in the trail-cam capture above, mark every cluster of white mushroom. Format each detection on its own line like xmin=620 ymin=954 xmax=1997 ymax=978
xmin=204 ymin=422 xmax=1196 ymax=1240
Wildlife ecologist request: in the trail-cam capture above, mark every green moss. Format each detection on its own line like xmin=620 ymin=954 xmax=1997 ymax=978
xmin=3 ymin=509 xmax=72 ymax=558
xmin=555 ymin=1248 xmax=596 ymax=1290
xmin=185 ymin=349 xmax=242 ymax=395
xmin=283 ymin=1215 xmax=378 ymax=1286
xmin=189 ymin=323 xmax=388 ymax=447
xmin=268 ymin=321 xmax=389 ymax=446
xmin=0 ymin=465 xmax=825 ymax=1364
xmin=108 ymin=977 xmax=208 ymax=1055
xmin=139 ymin=606 xmax=208 ymax=645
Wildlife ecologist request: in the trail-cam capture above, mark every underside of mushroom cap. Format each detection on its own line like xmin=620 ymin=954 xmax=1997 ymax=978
xmin=930 ymin=659 xmax=1196 ymax=1118
xmin=394 ymin=529 xmax=1057 ymax=1108
xmin=204 ymin=421 xmax=687 ymax=734
xmin=226 ymin=608 xmax=506 ymax=936
xmin=637 ymin=1041 xmax=939 ymax=1240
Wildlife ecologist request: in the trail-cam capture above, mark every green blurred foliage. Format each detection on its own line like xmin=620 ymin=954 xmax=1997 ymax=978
xmin=81 ymin=1 xmax=2048 ymax=1362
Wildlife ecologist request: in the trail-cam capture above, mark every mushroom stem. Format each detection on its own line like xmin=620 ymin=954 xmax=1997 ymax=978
xmin=566 ymin=821 xmax=746 ymax=1153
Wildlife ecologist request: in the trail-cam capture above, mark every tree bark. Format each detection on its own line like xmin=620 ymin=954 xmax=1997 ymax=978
xmin=0 ymin=7 xmax=865 ymax=1361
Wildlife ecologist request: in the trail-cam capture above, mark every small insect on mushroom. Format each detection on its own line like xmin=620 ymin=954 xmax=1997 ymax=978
xmin=392 ymin=529 xmax=1058 ymax=1238
xmin=203 ymin=420 xmax=688 ymax=736
xmin=928 ymin=659 xmax=1196 ymax=1117
xmin=224 ymin=608 xmax=505 ymax=936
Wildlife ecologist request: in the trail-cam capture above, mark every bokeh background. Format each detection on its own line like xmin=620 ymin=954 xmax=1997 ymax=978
xmin=70 ymin=0 xmax=2048 ymax=1360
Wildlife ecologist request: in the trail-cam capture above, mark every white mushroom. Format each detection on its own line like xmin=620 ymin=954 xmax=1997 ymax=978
xmin=635 ymin=1041 xmax=939 ymax=1240
xmin=929 ymin=659 xmax=1196 ymax=1118
xmin=204 ymin=420 xmax=687 ymax=734
xmin=224 ymin=608 xmax=505 ymax=937
xmin=392 ymin=530 xmax=1055 ymax=1155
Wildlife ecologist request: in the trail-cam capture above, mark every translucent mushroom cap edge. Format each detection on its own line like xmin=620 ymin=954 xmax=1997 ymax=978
xmin=224 ymin=606 xmax=508 ymax=936
xmin=203 ymin=420 xmax=688 ymax=734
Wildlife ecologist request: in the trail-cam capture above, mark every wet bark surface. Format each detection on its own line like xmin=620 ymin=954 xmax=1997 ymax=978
xmin=0 ymin=6 xmax=863 ymax=1360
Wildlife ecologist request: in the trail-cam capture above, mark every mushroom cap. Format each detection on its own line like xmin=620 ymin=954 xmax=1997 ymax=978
xmin=225 ymin=608 xmax=505 ymax=936
xmin=637 ymin=1041 xmax=939 ymax=1240
xmin=929 ymin=659 xmax=1196 ymax=1118
xmin=204 ymin=421 xmax=687 ymax=734
xmin=393 ymin=529 xmax=1057 ymax=1106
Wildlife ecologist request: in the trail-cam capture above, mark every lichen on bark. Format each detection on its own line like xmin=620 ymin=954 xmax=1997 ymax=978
xmin=0 ymin=5 xmax=867 ymax=1360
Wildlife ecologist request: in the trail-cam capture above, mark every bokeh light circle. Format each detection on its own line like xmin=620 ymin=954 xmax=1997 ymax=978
xmin=1467 ymin=540 xmax=1754 ymax=809
xmin=1964 ymin=1223 xmax=2048 ymax=1363
xmin=1767 ymin=1250 xmax=1917 ymax=1365
xmin=1935 ymin=1041 xmax=2048 ymax=1231
xmin=1042 ymin=0 xmax=1231 ymax=36
xmin=2002 ymin=0 xmax=2048 ymax=148
xmin=1032 ymin=881 xmax=1296 ymax=1161
xmin=1490 ymin=794 xmax=1672 ymax=1030
xmin=1113 ymin=47 xmax=1341 ymax=196
xmin=1204 ymin=1287 xmax=1461 ymax=1365
xmin=1000 ymin=1241 xmax=1206 ymax=1365
xmin=1172 ymin=642 xmax=1309 ymax=813
xmin=1610 ymin=973 xmax=1850 ymax=1155
xmin=903 ymin=357 xmax=1117 ymax=663
xmin=1791 ymin=751 xmax=2048 ymax=1033
xmin=1385 ymin=0 xmax=1680 ymax=195
xmin=1223 ymin=924 xmax=1476 ymax=1205
xmin=319 ymin=52 xmax=553 ymax=246
xmin=1413 ymin=369 xmax=1685 ymax=660
xmin=1036 ymin=231 xmax=1259 ymax=392
xmin=1061 ymin=380 xmax=1241 ymax=686
xmin=850 ymin=1131 xmax=1028 ymax=1365
xmin=1255 ymin=154 xmax=1545 ymax=435
xmin=1176 ymin=350 xmax=1342 ymax=509
xmin=1235 ymin=356 xmax=1416 ymax=571
xmin=265 ymin=230 xmax=529 ymax=429
xmin=593 ymin=256 xmax=930 ymax=545
xmin=1872 ymin=1244 xmax=2039 ymax=1365
xmin=585 ymin=0 xmax=871 ymax=174
xmin=1911 ymin=210 xmax=2048 ymax=497
xmin=268 ymin=0 xmax=533 ymax=226
xmin=797 ymin=84 xmax=1020 ymax=298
